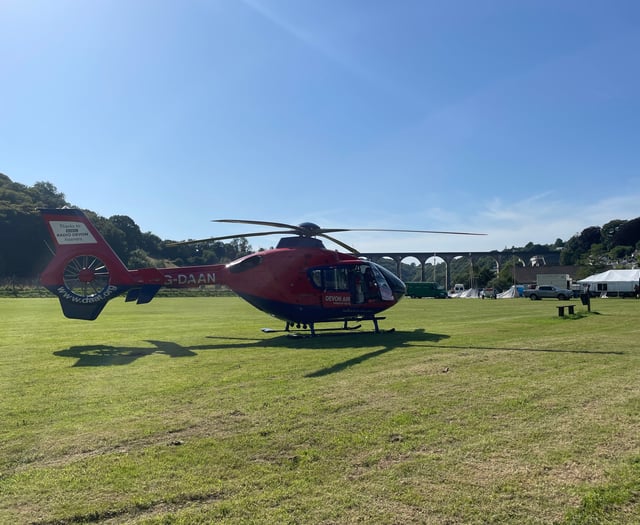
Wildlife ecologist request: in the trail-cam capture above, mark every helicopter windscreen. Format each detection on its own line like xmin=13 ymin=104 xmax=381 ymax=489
xmin=369 ymin=262 xmax=406 ymax=300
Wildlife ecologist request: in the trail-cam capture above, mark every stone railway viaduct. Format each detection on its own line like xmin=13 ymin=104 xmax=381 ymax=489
xmin=359 ymin=250 xmax=562 ymax=289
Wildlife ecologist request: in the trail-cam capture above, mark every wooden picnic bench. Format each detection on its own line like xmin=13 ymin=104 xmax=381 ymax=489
xmin=556 ymin=304 xmax=575 ymax=317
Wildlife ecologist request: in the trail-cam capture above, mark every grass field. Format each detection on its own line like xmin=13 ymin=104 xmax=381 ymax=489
xmin=1 ymin=296 xmax=639 ymax=524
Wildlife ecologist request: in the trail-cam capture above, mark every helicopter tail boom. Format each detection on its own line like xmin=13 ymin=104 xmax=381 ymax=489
xmin=40 ymin=208 xmax=231 ymax=320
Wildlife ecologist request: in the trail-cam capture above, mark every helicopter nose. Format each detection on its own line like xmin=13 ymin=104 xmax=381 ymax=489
xmin=388 ymin=273 xmax=406 ymax=298
xmin=393 ymin=278 xmax=407 ymax=297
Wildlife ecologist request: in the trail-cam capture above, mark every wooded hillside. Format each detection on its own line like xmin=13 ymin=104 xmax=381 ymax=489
xmin=1 ymin=173 xmax=639 ymax=286
xmin=0 ymin=173 xmax=251 ymax=280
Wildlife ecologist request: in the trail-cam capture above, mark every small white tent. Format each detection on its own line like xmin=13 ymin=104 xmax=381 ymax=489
xmin=577 ymin=269 xmax=640 ymax=297
xmin=497 ymin=285 xmax=520 ymax=298
xmin=455 ymin=288 xmax=481 ymax=298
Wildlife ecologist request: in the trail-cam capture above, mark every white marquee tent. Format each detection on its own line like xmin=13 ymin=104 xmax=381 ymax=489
xmin=577 ymin=269 xmax=640 ymax=296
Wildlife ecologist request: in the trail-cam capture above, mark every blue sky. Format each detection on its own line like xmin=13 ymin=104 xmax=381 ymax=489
xmin=2 ymin=0 xmax=639 ymax=253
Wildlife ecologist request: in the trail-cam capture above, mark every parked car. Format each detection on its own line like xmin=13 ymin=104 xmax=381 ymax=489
xmin=523 ymin=285 xmax=573 ymax=300
xmin=481 ymin=288 xmax=497 ymax=299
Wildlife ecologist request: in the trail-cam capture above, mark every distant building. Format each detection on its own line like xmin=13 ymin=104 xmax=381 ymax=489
xmin=514 ymin=266 xmax=578 ymax=286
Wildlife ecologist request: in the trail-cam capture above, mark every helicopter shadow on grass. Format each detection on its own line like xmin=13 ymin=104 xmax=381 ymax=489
xmin=294 ymin=329 xmax=450 ymax=377
xmin=53 ymin=341 xmax=200 ymax=367
xmin=205 ymin=328 xmax=451 ymax=379
xmin=53 ymin=329 xmax=449 ymax=369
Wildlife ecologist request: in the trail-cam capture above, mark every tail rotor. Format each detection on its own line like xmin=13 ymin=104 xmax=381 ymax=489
xmin=62 ymin=255 xmax=111 ymax=297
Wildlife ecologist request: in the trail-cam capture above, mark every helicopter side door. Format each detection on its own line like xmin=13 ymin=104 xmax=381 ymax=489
xmin=326 ymin=266 xmax=353 ymax=307
xmin=309 ymin=265 xmax=365 ymax=308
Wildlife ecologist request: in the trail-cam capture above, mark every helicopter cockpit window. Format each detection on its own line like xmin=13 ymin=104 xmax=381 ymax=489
xmin=310 ymin=269 xmax=323 ymax=288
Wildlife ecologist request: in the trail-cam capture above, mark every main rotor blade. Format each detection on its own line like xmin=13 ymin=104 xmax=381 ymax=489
xmin=215 ymin=221 xmax=485 ymax=236
xmin=169 ymin=220 xmax=486 ymax=247
xmin=167 ymin=230 xmax=296 ymax=247
xmin=214 ymin=219 xmax=299 ymax=230
xmin=344 ymin=228 xmax=487 ymax=236
xmin=318 ymin=233 xmax=360 ymax=255
xmin=214 ymin=219 xmax=325 ymax=238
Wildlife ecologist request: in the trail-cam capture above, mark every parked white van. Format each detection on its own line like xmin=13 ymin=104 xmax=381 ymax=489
xmin=453 ymin=284 xmax=465 ymax=294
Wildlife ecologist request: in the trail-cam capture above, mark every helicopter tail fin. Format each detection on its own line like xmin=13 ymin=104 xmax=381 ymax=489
xmin=39 ymin=208 xmax=137 ymax=320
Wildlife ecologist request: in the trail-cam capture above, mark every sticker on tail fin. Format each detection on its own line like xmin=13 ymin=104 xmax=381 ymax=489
xmin=48 ymin=220 xmax=98 ymax=245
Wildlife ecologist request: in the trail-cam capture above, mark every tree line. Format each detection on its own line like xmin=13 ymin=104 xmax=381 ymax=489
xmin=2 ymin=173 xmax=640 ymax=286
xmin=0 ymin=173 xmax=251 ymax=281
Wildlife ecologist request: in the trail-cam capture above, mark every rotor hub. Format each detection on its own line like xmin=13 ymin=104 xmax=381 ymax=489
xmin=297 ymin=222 xmax=321 ymax=236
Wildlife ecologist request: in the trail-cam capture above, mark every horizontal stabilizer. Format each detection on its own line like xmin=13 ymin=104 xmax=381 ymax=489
xmin=126 ymin=285 xmax=161 ymax=304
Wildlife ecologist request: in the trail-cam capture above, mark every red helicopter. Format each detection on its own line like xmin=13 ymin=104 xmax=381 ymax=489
xmin=39 ymin=208 xmax=481 ymax=335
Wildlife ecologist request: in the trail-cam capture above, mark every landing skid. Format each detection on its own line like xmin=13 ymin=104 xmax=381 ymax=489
xmin=261 ymin=317 xmax=393 ymax=337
